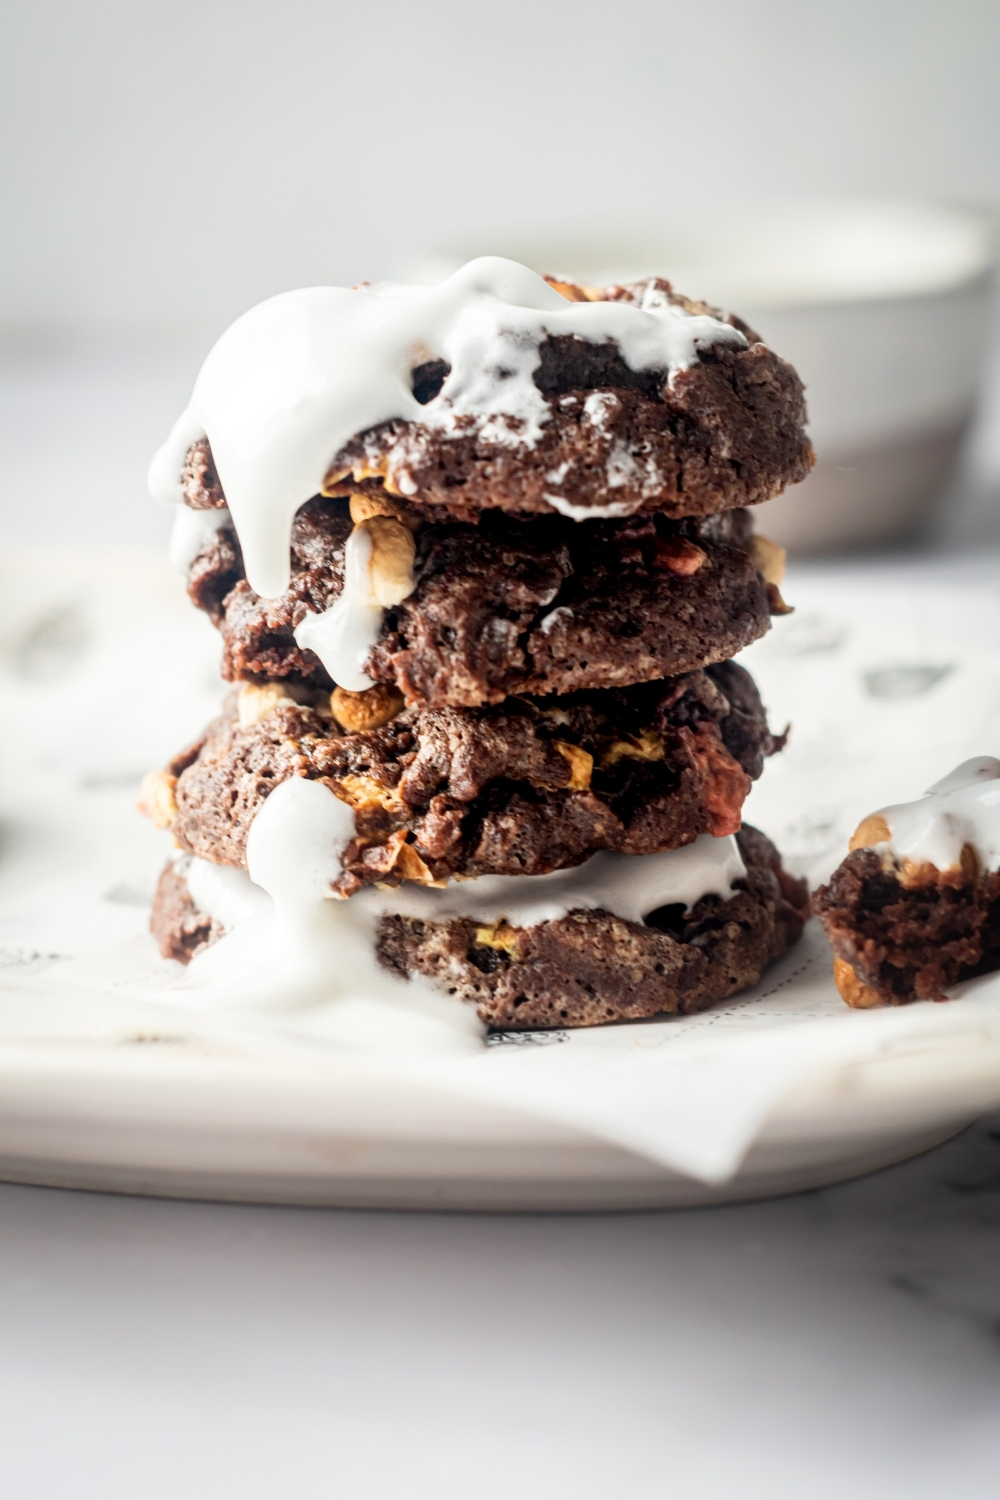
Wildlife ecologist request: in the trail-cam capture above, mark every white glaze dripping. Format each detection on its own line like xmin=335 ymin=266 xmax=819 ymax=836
xmin=168 ymin=504 xmax=231 ymax=574
xmin=182 ymin=852 xmax=270 ymax=930
xmin=148 ymin=257 xmax=745 ymax=599
xmin=542 ymin=493 xmax=636 ymax=522
xmin=539 ymin=605 xmax=574 ymax=635
xmin=874 ymin=756 xmax=1000 ymax=873
xmin=170 ymin=778 xmax=486 ymax=1053
xmin=380 ymin=835 xmax=747 ymax=929
xmin=185 ymin=832 xmax=746 ymax=937
xmin=292 ymin=524 xmax=383 ymax=691
xmin=171 ymin=772 xmax=745 ymax=1048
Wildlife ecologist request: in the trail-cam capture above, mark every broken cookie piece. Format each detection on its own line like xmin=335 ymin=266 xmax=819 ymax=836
xmin=814 ymin=757 xmax=1000 ymax=1005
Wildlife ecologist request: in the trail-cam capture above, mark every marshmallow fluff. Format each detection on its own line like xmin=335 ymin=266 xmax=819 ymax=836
xmin=382 ymin=833 xmax=747 ymax=930
xmin=873 ymin=757 xmax=1000 ymax=874
xmin=169 ymin=777 xmax=487 ymax=1053
xmin=168 ymin=504 xmax=231 ymax=574
xmin=148 ymin=257 xmax=746 ymax=600
xmin=168 ymin=775 xmax=748 ymax=1048
xmin=293 ymin=525 xmax=392 ymax=692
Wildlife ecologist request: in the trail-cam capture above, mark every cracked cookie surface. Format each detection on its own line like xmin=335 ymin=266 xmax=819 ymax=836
xmin=188 ymin=502 xmax=774 ymax=707
xmin=160 ymin=663 xmax=781 ymax=895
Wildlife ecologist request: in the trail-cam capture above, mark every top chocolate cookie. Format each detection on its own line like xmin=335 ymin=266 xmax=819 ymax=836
xmin=150 ymin=258 xmax=812 ymax=602
xmin=323 ymin=280 xmax=812 ymax=525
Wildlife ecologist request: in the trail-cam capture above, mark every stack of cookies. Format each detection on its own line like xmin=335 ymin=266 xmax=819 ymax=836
xmin=144 ymin=260 xmax=813 ymax=1029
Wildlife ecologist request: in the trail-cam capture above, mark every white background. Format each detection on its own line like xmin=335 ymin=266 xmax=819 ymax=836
xmin=2 ymin=0 xmax=999 ymax=340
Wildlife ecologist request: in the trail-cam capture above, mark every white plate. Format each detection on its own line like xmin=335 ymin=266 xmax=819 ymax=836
xmin=3 ymin=917 xmax=1000 ymax=1210
xmin=4 ymin=549 xmax=1000 ymax=1210
xmin=0 ymin=1021 xmax=991 ymax=1211
xmin=0 ymin=998 xmax=990 ymax=1212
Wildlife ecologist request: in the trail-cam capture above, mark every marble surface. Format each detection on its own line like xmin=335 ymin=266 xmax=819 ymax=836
xmin=0 ymin=1118 xmax=999 ymax=1499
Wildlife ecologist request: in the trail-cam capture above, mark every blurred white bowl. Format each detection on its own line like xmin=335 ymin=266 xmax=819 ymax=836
xmin=416 ymin=202 xmax=997 ymax=553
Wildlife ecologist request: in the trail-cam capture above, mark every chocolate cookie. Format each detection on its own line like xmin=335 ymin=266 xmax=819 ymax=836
xmin=182 ymin=276 xmax=812 ymax=525
xmin=152 ymin=825 xmax=809 ymax=1029
xmin=151 ymin=859 xmax=224 ymax=964
xmin=814 ymin=850 xmax=1000 ymax=1005
xmin=188 ymin=501 xmax=775 ymax=706
xmin=150 ymin=664 xmax=782 ymax=896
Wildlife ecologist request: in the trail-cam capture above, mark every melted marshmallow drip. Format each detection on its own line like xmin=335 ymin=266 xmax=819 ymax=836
xmin=542 ymin=494 xmax=636 ymax=522
xmin=168 ymin=504 xmax=231 ymax=574
xmin=378 ymin=835 xmax=747 ymax=929
xmin=148 ymin=257 xmax=746 ymax=600
xmin=876 ymin=756 xmax=1000 ymax=872
xmin=539 ymin=605 xmax=573 ymax=635
xmin=178 ymin=783 xmax=746 ymax=1049
xmin=188 ymin=832 xmax=746 ymax=934
xmin=183 ymin=851 xmax=271 ymax=930
xmin=292 ymin=525 xmax=383 ymax=690
xmin=170 ymin=778 xmax=486 ymax=1054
